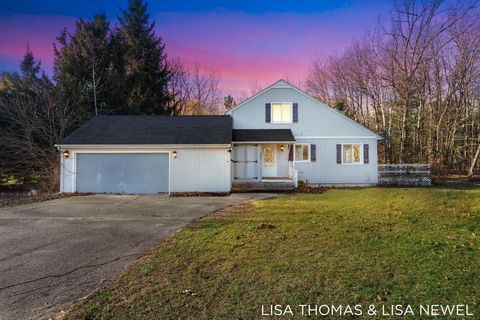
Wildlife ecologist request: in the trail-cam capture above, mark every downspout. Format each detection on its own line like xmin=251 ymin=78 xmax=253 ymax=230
xmin=257 ymin=144 xmax=262 ymax=182
xmin=292 ymin=145 xmax=298 ymax=188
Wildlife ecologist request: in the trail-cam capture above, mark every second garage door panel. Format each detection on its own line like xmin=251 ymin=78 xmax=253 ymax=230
xmin=76 ymin=153 xmax=169 ymax=194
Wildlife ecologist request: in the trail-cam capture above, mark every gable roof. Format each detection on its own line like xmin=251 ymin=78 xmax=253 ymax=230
xmin=225 ymin=79 xmax=291 ymax=114
xmin=233 ymin=129 xmax=295 ymax=142
xmin=226 ymin=79 xmax=383 ymax=140
xmin=57 ymin=115 xmax=232 ymax=145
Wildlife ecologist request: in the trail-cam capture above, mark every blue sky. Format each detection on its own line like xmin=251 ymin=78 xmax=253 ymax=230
xmin=1 ymin=1 xmax=374 ymax=16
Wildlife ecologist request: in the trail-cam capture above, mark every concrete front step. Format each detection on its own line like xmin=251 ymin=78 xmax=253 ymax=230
xmin=232 ymin=181 xmax=295 ymax=192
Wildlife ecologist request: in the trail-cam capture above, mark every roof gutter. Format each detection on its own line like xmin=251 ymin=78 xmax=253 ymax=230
xmin=232 ymin=141 xmax=295 ymax=144
xmin=54 ymin=144 xmax=232 ymax=149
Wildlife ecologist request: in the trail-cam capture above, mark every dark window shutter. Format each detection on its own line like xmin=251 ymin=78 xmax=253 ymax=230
xmin=336 ymin=144 xmax=342 ymax=164
xmin=293 ymin=103 xmax=298 ymax=123
xmin=364 ymin=144 xmax=369 ymax=164
xmin=311 ymin=144 xmax=316 ymax=162
xmin=288 ymin=145 xmax=293 ymax=161
xmin=265 ymin=103 xmax=271 ymax=123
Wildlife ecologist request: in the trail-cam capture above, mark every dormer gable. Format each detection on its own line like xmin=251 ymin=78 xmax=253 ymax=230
xmin=226 ymin=79 xmax=382 ymax=139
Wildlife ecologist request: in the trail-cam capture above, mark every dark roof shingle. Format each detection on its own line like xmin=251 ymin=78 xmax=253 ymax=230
xmin=232 ymin=129 xmax=295 ymax=142
xmin=58 ymin=115 xmax=232 ymax=145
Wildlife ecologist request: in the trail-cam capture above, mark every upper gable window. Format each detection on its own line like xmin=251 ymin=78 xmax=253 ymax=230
xmin=271 ymin=103 xmax=292 ymax=123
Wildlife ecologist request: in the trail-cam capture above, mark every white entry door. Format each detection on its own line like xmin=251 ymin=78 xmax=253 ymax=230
xmin=262 ymin=145 xmax=277 ymax=177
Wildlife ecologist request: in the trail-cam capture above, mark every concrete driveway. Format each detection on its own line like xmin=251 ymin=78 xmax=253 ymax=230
xmin=0 ymin=193 xmax=273 ymax=320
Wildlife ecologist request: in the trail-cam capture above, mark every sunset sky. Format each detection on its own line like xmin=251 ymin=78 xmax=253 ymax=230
xmin=0 ymin=0 xmax=392 ymax=96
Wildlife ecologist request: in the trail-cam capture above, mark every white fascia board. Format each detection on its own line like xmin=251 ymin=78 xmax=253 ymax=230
xmin=232 ymin=141 xmax=295 ymax=144
xmin=224 ymin=79 xmax=288 ymax=114
xmin=55 ymin=144 xmax=231 ymax=149
xmin=295 ymin=136 xmax=380 ymax=140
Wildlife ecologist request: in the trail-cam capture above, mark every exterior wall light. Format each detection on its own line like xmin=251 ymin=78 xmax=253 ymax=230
xmin=172 ymin=150 xmax=178 ymax=159
xmin=280 ymin=145 xmax=285 ymax=152
xmin=228 ymin=147 xmax=233 ymax=153
xmin=63 ymin=150 xmax=70 ymax=158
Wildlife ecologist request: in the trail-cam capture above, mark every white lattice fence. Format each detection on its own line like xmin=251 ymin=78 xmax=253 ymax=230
xmin=378 ymin=164 xmax=432 ymax=187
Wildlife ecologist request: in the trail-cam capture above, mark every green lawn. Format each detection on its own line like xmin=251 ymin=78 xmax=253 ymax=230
xmin=67 ymin=187 xmax=480 ymax=319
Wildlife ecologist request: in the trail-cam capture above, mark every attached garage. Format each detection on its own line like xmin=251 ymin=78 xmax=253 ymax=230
xmin=76 ymin=153 xmax=169 ymax=194
xmin=57 ymin=115 xmax=233 ymax=194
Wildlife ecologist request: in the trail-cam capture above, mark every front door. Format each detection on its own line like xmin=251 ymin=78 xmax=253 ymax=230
xmin=262 ymin=144 xmax=277 ymax=177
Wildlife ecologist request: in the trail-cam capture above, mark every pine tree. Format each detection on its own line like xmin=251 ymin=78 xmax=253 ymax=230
xmin=224 ymin=94 xmax=236 ymax=110
xmin=118 ymin=0 xmax=171 ymax=114
xmin=54 ymin=14 xmax=124 ymax=117
xmin=20 ymin=45 xmax=41 ymax=80
xmin=333 ymin=100 xmax=355 ymax=120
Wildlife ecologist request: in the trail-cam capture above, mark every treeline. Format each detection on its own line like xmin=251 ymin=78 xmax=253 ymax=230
xmin=2 ymin=0 xmax=479 ymax=191
xmin=306 ymin=0 xmax=480 ymax=174
xmin=0 ymin=0 xmax=223 ymax=190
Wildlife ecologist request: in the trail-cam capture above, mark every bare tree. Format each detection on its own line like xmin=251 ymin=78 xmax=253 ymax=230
xmin=306 ymin=0 xmax=480 ymax=174
xmin=0 ymin=73 xmax=83 ymax=191
xmin=168 ymin=59 xmax=223 ymax=115
xmin=249 ymin=80 xmax=264 ymax=96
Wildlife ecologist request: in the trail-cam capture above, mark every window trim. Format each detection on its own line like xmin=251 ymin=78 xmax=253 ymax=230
xmin=341 ymin=143 xmax=363 ymax=165
xmin=294 ymin=143 xmax=310 ymax=162
xmin=270 ymin=102 xmax=293 ymax=124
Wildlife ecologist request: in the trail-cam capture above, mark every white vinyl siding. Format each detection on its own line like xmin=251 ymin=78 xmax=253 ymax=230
xmin=294 ymin=138 xmax=378 ymax=185
xmin=170 ymin=148 xmax=231 ymax=192
xmin=227 ymin=82 xmax=379 ymax=138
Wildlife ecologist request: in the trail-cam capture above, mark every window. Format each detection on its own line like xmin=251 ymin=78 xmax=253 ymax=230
xmin=271 ymin=103 xmax=292 ymax=123
xmin=342 ymin=144 xmax=362 ymax=164
xmin=295 ymin=144 xmax=310 ymax=162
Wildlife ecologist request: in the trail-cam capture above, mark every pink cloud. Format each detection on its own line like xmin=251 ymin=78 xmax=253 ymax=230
xmin=157 ymin=10 xmax=373 ymax=94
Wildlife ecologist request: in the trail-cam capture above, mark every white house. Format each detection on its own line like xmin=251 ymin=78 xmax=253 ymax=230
xmin=57 ymin=80 xmax=382 ymax=194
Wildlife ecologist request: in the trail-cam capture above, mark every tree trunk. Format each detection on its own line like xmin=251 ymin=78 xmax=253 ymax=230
xmin=468 ymin=136 xmax=480 ymax=177
xmin=92 ymin=66 xmax=98 ymax=116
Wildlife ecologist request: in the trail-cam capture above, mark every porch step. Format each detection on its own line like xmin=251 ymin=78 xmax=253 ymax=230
xmin=232 ymin=181 xmax=295 ymax=192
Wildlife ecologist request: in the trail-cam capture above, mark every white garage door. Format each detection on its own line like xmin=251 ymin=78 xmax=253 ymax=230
xmin=76 ymin=153 xmax=169 ymax=194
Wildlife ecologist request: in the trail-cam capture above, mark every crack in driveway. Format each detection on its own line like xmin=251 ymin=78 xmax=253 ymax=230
xmin=120 ymin=195 xmax=145 ymax=205
xmin=0 ymin=253 xmax=141 ymax=292
xmin=0 ymin=235 xmax=72 ymax=263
